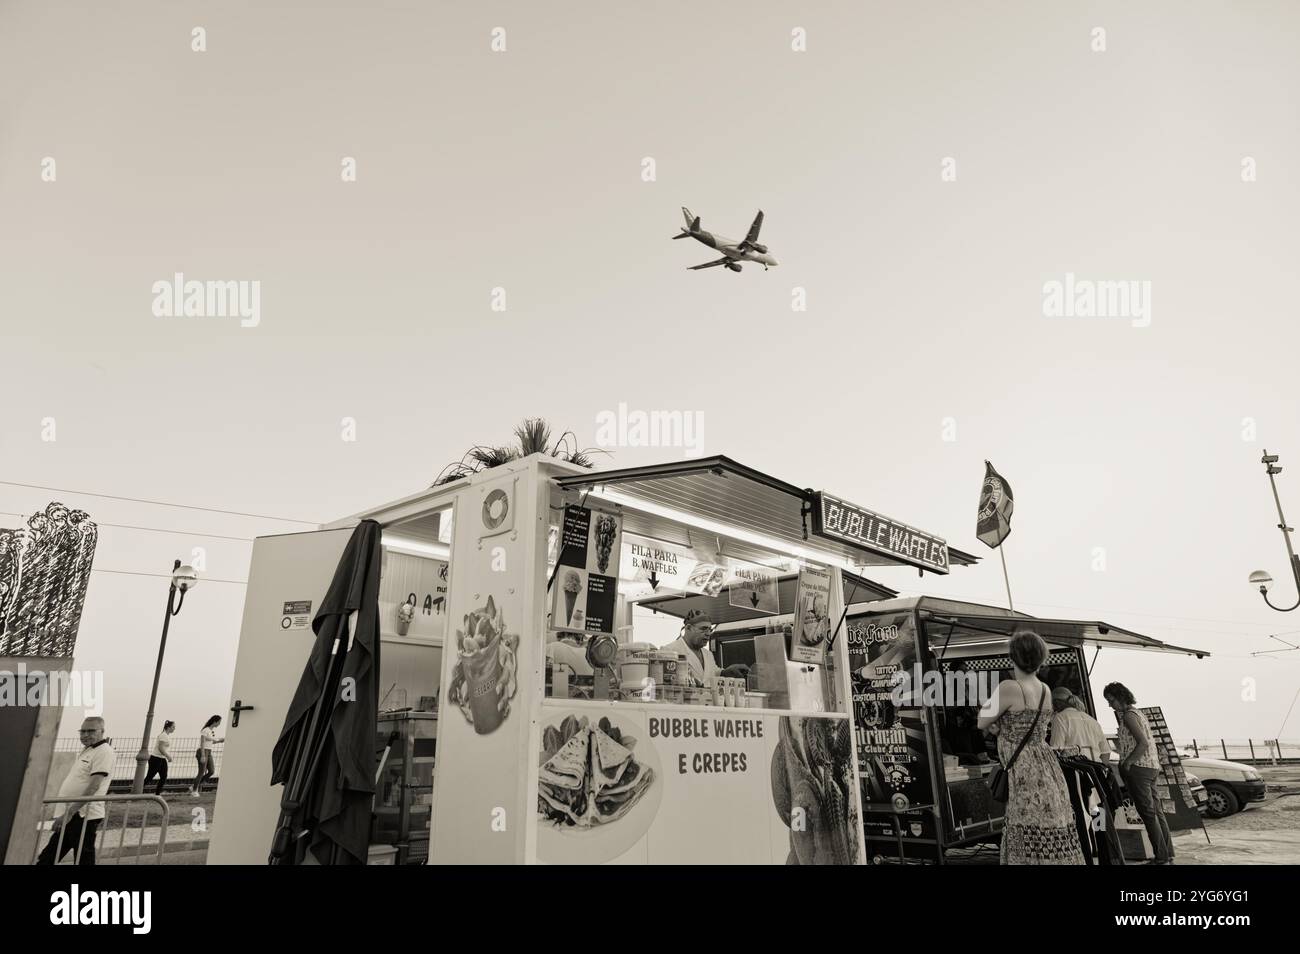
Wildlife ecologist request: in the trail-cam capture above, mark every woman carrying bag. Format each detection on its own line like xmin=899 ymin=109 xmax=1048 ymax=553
xmin=978 ymin=630 xmax=1084 ymax=865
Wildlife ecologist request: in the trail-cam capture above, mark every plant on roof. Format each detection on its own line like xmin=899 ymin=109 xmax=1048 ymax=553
xmin=433 ymin=418 xmax=607 ymax=485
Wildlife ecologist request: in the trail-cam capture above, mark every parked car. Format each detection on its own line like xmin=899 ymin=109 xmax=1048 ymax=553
xmin=1178 ymin=754 xmax=1266 ymax=818
xmin=1183 ymin=771 xmax=1209 ymax=816
xmin=1105 ymin=737 xmax=1263 ymax=818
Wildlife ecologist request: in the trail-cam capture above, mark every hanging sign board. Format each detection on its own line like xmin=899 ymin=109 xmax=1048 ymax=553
xmin=727 ymin=559 xmax=779 ymax=615
xmin=811 ymin=492 xmax=949 ymax=574
xmin=551 ymin=504 xmax=622 ymax=634
xmin=621 ymin=536 xmax=699 ymax=593
xmin=789 ymin=565 xmax=832 ymax=664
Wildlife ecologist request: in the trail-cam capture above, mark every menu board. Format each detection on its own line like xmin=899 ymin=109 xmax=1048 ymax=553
xmin=847 ymin=611 xmax=936 ymax=840
xmin=551 ymin=505 xmax=622 ymax=635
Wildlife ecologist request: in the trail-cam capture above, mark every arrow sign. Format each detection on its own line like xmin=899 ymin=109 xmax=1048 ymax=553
xmin=648 ymin=570 xmax=660 ymax=591
xmin=727 ymin=559 xmax=779 ymax=615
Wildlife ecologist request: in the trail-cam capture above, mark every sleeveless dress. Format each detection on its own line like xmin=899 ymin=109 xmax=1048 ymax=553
xmin=996 ymin=702 xmax=1085 ymax=865
xmin=1115 ymin=707 xmax=1160 ymax=770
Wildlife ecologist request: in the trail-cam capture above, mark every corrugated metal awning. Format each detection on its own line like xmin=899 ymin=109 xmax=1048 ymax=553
xmin=557 ymin=456 xmax=978 ymax=575
xmin=636 ymin=571 xmax=898 ymax=626
xmin=915 ymin=609 xmax=1210 ymax=659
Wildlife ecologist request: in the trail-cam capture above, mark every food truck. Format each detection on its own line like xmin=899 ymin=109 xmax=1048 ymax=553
xmin=207 ymin=454 xmax=978 ymax=865
xmin=845 ymin=596 xmax=1209 ymax=864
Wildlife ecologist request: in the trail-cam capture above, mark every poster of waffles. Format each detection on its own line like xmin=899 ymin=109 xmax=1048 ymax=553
xmin=536 ymin=712 xmax=662 ymax=864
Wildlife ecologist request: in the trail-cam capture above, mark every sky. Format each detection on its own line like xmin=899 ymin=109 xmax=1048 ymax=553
xmin=2 ymin=1 xmax=1299 ymax=744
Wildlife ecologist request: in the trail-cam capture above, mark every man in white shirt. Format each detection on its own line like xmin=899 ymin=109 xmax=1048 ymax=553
xmin=660 ymin=610 xmax=750 ymax=687
xmin=1049 ymin=688 xmax=1110 ymax=762
xmin=38 ymin=716 xmax=116 ymax=865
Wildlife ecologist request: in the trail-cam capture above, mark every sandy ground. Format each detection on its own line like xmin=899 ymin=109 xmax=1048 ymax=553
xmin=1172 ymin=765 xmax=1300 ymax=865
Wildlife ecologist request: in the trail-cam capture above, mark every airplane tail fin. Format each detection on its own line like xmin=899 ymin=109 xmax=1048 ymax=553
xmin=681 ymin=207 xmax=700 ymax=231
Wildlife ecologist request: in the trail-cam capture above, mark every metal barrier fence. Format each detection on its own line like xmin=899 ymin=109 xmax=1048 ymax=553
xmin=54 ymin=736 xmax=223 ymax=787
xmin=1176 ymin=739 xmax=1300 ymax=764
xmin=32 ymin=795 xmax=169 ymax=865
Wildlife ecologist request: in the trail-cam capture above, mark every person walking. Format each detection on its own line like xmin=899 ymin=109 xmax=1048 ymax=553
xmin=1104 ymin=682 xmax=1174 ymax=865
xmin=189 ymin=715 xmax=224 ymax=796
xmin=37 ymin=717 xmax=115 ymax=865
xmin=143 ymin=720 xmax=175 ymax=796
xmin=978 ymin=630 xmax=1084 ymax=865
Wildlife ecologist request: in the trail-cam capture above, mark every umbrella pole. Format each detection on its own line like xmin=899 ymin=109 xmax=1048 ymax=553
xmin=269 ymin=627 xmax=349 ymax=864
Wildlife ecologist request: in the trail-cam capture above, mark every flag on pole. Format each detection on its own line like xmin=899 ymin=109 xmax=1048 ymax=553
xmin=977 ymin=461 xmax=1014 ymax=549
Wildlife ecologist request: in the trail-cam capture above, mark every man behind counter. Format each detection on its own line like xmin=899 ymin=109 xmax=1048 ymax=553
xmin=661 ymin=609 xmax=750 ymax=686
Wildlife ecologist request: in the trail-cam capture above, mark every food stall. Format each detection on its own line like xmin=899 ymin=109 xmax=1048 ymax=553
xmin=209 ymin=453 xmax=977 ymax=865
xmin=845 ymin=596 xmax=1209 ymax=864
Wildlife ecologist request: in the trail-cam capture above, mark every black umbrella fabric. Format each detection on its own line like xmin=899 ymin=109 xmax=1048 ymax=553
xmin=269 ymin=519 xmax=383 ymax=865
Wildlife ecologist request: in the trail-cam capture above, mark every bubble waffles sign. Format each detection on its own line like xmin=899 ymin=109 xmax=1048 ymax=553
xmin=551 ymin=504 xmax=622 ymax=635
xmin=811 ymin=491 xmax=949 ymax=573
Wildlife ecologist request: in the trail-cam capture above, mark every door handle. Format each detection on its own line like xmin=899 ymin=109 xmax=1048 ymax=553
xmin=229 ymin=699 xmax=255 ymax=728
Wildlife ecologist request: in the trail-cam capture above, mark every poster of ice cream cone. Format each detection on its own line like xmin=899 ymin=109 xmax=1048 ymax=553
xmin=551 ymin=504 xmax=621 ymax=635
xmin=791 ymin=564 xmax=832 ymax=664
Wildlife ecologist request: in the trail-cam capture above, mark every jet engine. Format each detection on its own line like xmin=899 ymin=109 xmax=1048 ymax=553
xmin=725 ymin=262 xmax=743 ymax=272
xmin=747 ymin=243 xmax=767 ymax=254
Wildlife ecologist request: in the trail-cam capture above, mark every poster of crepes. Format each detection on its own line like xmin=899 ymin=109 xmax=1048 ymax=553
xmin=790 ymin=564 xmax=832 ymax=664
xmin=534 ymin=707 xmax=862 ymax=863
xmin=846 ymin=611 xmax=936 ymax=840
xmin=551 ymin=504 xmax=622 ymax=635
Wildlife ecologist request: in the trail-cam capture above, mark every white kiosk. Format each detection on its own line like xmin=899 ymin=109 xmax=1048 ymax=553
xmin=209 ymin=454 xmax=974 ymax=865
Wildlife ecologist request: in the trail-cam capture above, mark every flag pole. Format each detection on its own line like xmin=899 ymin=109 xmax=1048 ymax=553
xmin=998 ymin=544 xmax=1014 ymax=612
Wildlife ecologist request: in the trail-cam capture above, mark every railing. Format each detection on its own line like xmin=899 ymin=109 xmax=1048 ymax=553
xmin=32 ymin=795 xmax=170 ymax=865
xmin=1176 ymin=739 xmax=1300 ymax=764
xmin=54 ymin=736 xmax=223 ymax=787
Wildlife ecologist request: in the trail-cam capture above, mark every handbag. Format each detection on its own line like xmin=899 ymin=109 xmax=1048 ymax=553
xmin=989 ymin=686 xmax=1047 ymax=804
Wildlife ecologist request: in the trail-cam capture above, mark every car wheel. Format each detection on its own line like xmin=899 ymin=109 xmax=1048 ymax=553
xmin=1204 ymin=782 xmax=1240 ymax=819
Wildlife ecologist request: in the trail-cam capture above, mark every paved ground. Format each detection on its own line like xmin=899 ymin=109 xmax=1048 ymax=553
xmin=59 ymin=767 xmax=1300 ymax=865
xmin=44 ymin=790 xmax=218 ymax=865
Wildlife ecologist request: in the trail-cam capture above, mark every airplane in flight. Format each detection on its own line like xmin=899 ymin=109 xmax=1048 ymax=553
xmin=673 ymin=207 xmax=778 ymax=271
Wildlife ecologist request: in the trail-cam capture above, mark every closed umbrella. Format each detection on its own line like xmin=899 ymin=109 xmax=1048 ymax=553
xmin=269 ymin=519 xmax=383 ymax=865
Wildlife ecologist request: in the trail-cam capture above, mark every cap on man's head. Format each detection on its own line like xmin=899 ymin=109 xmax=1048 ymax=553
xmin=1051 ymin=687 xmax=1072 ymax=702
xmin=684 ymin=609 xmax=712 ymax=628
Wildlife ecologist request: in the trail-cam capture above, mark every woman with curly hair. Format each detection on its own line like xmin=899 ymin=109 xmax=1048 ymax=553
xmin=1104 ymin=681 xmax=1173 ymax=864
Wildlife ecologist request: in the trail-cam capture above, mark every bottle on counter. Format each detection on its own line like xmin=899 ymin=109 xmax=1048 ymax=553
xmin=554 ymin=664 xmax=569 ymax=699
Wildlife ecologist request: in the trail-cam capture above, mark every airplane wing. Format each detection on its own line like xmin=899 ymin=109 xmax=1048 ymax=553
xmin=742 ymin=210 xmax=764 ymax=246
xmin=688 ymin=257 xmax=731 ymax=270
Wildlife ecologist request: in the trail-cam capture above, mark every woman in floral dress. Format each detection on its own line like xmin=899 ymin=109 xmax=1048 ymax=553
xmin=979 ymin=630 xmax=1084 ymax=865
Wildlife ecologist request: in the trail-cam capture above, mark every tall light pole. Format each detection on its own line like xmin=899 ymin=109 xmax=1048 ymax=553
xmin=131 ymin=559 xmax=198 ymax=794
xmin=1250 ymin=450 xmax=1300 ymax=613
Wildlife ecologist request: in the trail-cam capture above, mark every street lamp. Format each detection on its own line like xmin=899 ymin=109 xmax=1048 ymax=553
xmin=1250 ymin=450 xmax=1300 ymax=613
xmin=131 ymin=560 xmax=198 ymax=794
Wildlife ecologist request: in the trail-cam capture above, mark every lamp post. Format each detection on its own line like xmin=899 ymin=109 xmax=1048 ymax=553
xmin=1250 ymin=450 xmax=1300 ymax=613
xmin=131 ymin=559 xmax=198 ymax=794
